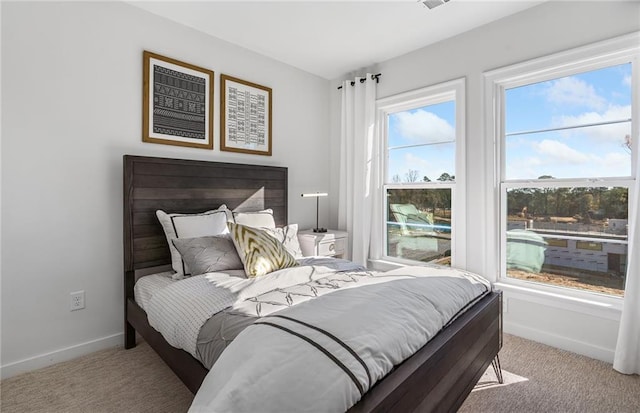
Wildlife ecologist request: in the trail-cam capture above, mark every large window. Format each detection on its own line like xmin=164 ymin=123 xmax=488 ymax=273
xmin=377 ymin=79 xmax=465 ymax=266
xmin=489 ymin=37 xmax=637 ymax=297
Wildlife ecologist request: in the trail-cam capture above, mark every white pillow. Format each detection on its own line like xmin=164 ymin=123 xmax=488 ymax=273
xmin=232 ymin=208 xmax=276 ymax=229
xmin=156 ymin=206 xmax=229 ymax=279
xmin=263 ymin=224 xmax=303 ymax=258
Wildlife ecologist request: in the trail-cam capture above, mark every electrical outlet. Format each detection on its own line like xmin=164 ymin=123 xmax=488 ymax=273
xmin=70 ymin=291 xmax=85 ymax=311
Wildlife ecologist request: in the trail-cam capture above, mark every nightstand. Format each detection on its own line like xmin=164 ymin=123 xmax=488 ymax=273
xmin=298 ymin=229 xmax=349 ymax=259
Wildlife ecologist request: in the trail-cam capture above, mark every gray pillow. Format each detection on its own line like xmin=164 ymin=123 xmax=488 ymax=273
xmin=171 ymin=235 xmax=244 ymax=276
xmin=156 ymin=207 xmax=230 ymax=279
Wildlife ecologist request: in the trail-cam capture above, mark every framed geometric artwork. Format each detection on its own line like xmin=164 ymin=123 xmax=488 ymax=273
xmin=143 ymin=51 xmax=214 ymax=149
xmin=220 ymin=74 xmax=272 ymax=156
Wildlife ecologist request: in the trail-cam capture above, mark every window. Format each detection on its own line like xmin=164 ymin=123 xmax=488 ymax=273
xmin=377 ymin=79 xmax=465 ymax=267
xmin=487 ymin=35 xmax=638 ymax=297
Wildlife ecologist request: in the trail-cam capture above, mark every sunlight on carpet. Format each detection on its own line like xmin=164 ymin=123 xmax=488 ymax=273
xmin=472 ymin=366 xmax=529 ymax=392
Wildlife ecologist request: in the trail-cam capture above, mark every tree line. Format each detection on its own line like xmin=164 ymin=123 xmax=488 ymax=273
xmin=507 ymin=183 xmax=628 ymax=221
xmin=389 ymin=170 xmax=628 ymax=222
xmin=388 ymin=170 xmax=453 ymax=219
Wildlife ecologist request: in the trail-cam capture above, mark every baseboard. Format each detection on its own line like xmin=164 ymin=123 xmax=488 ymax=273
xmin=504 ymin=321 xmax=615 ymax=364
xmin=0 ymin=333 xmax=124 ymax=379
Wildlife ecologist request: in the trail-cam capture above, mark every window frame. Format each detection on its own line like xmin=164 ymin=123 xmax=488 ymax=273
xmin=376 ymin=78 xmax=466 ymax=267
xmin=484 ymin=32 xmax=639 ymax=299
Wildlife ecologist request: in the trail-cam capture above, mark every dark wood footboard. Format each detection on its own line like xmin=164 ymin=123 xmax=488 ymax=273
xmin=348 ymin=290 xmax=501 ymax=413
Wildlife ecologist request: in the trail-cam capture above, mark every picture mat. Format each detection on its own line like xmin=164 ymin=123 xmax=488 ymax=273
xmin=222 ymin=77 xmax=271 ymax=155
xmin=142 ymin=51 xmax=214 ymax=150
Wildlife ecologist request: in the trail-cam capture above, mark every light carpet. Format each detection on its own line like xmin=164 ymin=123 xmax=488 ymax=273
xmin=459 ymin=334 xmax=640 ymax=413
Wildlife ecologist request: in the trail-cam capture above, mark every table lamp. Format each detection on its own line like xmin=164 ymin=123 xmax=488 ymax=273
xmin=301 ymin=192 xmax=328 ymax=233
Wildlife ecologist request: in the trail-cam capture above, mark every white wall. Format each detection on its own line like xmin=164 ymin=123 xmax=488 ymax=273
xmin=1 ymin=1 xmax=330 ymax=377
xmin=329 ymin=1 xmax=640 ymax=362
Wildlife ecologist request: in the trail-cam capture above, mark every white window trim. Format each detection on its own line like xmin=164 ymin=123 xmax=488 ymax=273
xmin=376 ymin=78 xmax=466 ymax=268
xmin=483 ymin=31 xmax=639 ymax=305
xmin=494 ymin=281 xmax=623 ymax=321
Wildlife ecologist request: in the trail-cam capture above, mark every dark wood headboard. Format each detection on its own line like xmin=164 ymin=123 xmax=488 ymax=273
xmin=123 ymin=155 xmax=288 ymax=274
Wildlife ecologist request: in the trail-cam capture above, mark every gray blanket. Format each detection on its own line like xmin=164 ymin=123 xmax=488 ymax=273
xmin=193 ymin=257 xmax=366 ymax=368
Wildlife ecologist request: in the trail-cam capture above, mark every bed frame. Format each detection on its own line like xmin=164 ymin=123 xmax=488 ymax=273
xmin=124 ymin=154 xmax=502 ymax=412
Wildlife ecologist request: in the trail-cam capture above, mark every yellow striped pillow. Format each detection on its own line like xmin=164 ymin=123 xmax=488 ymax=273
xmin=228 ymin=222 xmax=298 ymax=277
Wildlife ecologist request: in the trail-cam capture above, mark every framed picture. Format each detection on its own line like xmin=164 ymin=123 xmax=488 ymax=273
xmin=143 ymin=51 xmax=214 ymax=149
xmin=220 ymin=74 xmax=272 ymax=156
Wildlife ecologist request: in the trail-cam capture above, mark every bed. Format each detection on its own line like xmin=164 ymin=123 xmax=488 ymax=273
xmin=123 ymin=154 xmax=502 ymax=412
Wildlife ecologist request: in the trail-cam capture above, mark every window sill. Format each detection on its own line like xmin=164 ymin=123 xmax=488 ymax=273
xmin=368 ymin=257 xmax=442 ymax=271
xmin=494 ymin=280 xmax=623 ymax=321
xmin=369 ymin=259 xmax=623 ymax=321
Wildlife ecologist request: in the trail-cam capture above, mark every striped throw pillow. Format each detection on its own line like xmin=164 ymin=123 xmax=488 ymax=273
xmin=228 ymin=222 xmax=298 ymax=277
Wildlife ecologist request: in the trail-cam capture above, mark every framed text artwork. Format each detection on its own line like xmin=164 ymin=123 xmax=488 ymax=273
xmin=143 ymin=51 xmax=214 ymax=149
xmin=220 ymin=74 xmax=272 ymax=156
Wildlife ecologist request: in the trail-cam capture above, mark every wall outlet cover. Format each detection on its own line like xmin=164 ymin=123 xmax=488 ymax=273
xmin=70 ymin=291 xmax=85 ymax=311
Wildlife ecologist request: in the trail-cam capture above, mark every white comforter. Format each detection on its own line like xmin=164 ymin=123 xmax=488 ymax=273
xmin=147 ymin=258 xmax=364 ymax=357
xmin=189 ymin=265 xmax=490 ymax=413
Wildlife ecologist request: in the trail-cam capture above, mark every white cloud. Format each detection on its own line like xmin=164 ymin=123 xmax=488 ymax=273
xmin=555 ymin=104 xmax=631 ymax=143
xmin=589 ymin=152 xmax=631 ymax=177
xmin=388 ymin=152 xmax=452 ymax=182
xmin=623 ymin=74 xmax=632 ymax=87
xmin=559 ymin=104 xmax=631 ymax=124
xmin=533 ymin=139 xmax=590 ymax=164
xmin=544 ymin=76 xmax=606 ymax=110
xmin=505 ymin=156 xmax=543 ymax=180
xmin=403 ymin=152 xmax=431 ymax=176
xmin=394 ymin=109 xmax=454 ymax=145
xmin=387 ymin=153 xmax=429 ymax=182
xmin=509 ymin=145 xmax=631 ymax=180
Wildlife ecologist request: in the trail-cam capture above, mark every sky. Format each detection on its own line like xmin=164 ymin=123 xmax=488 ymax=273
xmin=386 ymin=62 xmax=632 ymax=182
xmin=387 ymin=100 xmax=456 ymax=182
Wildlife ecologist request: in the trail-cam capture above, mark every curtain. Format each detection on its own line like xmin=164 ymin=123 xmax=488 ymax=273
xmin=338 ymin=74 xmax=380 ymax=266
xmin=613 ymin=164 xmax=640 ymax=375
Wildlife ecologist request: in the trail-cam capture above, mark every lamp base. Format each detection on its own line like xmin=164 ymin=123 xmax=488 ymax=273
xmin=313 ymin=228 xmax=327 ymax=233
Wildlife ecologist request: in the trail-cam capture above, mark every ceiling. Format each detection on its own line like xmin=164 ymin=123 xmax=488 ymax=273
xmin=130 ymin=0 xmax=546 ymax=80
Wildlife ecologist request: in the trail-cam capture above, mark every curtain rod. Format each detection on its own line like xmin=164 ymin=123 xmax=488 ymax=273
xmin=337 ymin=73 xmax=382 ymax=90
